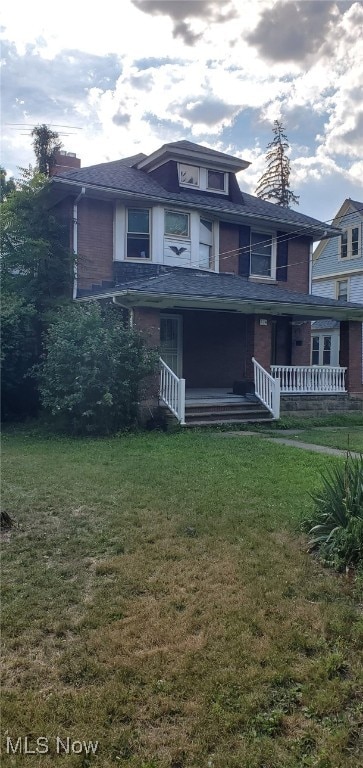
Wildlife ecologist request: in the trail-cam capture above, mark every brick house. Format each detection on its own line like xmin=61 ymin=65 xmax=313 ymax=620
xmin=49 ymin=143 xmax=363 ymax=424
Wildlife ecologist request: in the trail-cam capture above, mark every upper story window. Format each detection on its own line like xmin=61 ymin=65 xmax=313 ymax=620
xmin=336 ymin=278 xmax=348 ymax=301
xmin=126 ymin=208 xmax=150 ymax=259
xmin=165 ymin=210 xmax=190 ymax=238
xmin=250 ymin=231 xmax=275 ymax=278
xmin=207 ymin=170 xmax=226 ymax=192
xmin=339 ymin=225 xmax=361 ymax=259
xmin=178 ymin=164 xmax=229 ymax=195
xmin=199 ymin=218 xmax=213 ymax=269
xmin=178 ymin=164 xmax=199 ymax=187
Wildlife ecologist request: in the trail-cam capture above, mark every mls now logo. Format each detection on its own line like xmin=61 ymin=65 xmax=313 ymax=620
xmin=6 ymin=736 xmax=99 ymax=755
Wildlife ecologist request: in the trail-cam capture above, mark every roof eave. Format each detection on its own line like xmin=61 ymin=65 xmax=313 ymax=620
xmin=77 ymin=288 xmax=363 ymax=321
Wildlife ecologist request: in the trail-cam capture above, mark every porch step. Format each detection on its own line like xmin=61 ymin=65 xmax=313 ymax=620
xmin=184 ymin=399 xmax=272 ymax=426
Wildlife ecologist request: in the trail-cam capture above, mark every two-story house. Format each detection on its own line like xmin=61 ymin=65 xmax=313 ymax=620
xmin=49 ymin=142 xmax=363 ymax=424
xmin=312 ymin=198 xmax=363 ymax=380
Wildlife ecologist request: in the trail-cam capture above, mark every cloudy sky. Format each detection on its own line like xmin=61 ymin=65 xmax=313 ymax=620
xmin=1 ymin=0 xmax=362 ymax=222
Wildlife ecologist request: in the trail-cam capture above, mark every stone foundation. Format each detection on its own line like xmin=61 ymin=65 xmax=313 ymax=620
xmin=280 ymin=393 xmax=363 ymax=417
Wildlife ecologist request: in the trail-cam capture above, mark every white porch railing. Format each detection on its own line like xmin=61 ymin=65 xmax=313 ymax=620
xmin=159 ymin=357 xmax=186 ymax=424
xmin=252 ymin=357 xmax=280 ymax=419
xmin=270 ymin=365 xmax=347 ymax=394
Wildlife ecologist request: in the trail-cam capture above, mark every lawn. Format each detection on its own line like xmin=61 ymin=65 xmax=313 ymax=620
xmin=2 ymin=430 xmax=363 ymax=767
xmin=273 ymin=427 xmax=363 ymax=454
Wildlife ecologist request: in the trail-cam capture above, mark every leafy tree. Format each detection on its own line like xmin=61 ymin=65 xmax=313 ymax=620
xmin=255 ymin=120 xmax=299 ymax=208
xmin=0 ymin=167 xmax=16 ymax=202
xmin=0 ymin=294 xmax=38 ymax=419
xmin=35 ymin=303 xmax=159 ymax=435
xmin=31 ymin=124 xmax=63 ymax=176
xmin=1 ymin=171 xmax=73 ymax=310
xmin=0 ymin=170 xmax=73 ymax=419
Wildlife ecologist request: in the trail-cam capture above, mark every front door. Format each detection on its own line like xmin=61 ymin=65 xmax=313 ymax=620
xmin=160 ymin=315 xmax=183 ymax=377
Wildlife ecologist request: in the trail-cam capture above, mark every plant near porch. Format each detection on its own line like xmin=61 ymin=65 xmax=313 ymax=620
xmin=35 ymin=303 xmax=158 ymax=434
xmin=303 ymin=453 xmax=363 ymax=571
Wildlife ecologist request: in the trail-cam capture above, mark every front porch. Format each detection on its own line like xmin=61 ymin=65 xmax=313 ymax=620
xmin=159 ymin=358 xmax=359 ymax=426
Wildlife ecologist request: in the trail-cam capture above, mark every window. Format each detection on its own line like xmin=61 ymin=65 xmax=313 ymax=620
xmin=165 ymin=210 xmax=189 ymax=238
xmin=250 ymin=231 xmax=274 ymax=277
xmin=126 ymin=209 xmax=150 ymax=259
xmin=312 ymin=336 xmax=319 ymax=365
xmin=340 ymin=225 xmax=361 ymax=259
xmin=178 ymin=164 xmax=199 ymax=187
xmin=341 ymin=231 xmax=348 ymax=259
xmin=312 ymin=335 xmax=332 ymax=366
xmin=207 ymin=170 xmax=226 ymax=191
xmin=352 ymin=227 xmax=359 ymax=256
xmin=199 ymin=218 xmax=213 ymax=269
xmin=337 ymin=279 xmax=348 ymax=301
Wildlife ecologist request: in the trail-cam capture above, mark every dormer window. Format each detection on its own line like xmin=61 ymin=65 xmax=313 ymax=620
xmin=207 ymin=170 xmax=226 ymax=192
xmin=178 ymin=164 xmax=229 ymax=194
xmin=178 ymin=164 xmax=199 ymax=187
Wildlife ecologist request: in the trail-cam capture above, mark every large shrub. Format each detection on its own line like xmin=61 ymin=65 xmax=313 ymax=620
xmin=303 ymin=453 xmax=363 ymax=571
xmin=36 ymin=302 xmax=158 ymax=434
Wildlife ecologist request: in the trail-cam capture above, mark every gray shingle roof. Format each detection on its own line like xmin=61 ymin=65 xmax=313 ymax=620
xmin=115 ymin=267 xmax=363 ymax=312
xmin=53 ymin=160 xmax=338 ymax=236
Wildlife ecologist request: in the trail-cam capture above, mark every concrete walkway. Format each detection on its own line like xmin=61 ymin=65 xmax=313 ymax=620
xmin=219 ymin=431 xmax=361 ymax=459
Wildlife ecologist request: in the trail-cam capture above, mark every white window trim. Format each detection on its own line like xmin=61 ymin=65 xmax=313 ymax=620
xmin=336 ymin=277 xmax=349 ymax=300
xmin=338 ymin=225 xmax=361 ymax=261
xmin=178 ymin=164 xmax=229 ymax=195
xmin=125 ymin=206 xmax=152 ymax=262
xmin=250 ymin=230 xmax=277 ymax=280
xmin=178 ymin=164 xmax=200 ymax=189
xmin=164 ymin=209 xmax=190 ymax=239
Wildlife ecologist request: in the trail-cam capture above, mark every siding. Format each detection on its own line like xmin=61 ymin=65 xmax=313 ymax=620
xmin=313 ymin=208 xmax=363 ymax=278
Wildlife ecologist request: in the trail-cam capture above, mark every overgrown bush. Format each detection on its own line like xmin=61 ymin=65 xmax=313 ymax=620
xmin=35 ymin=302 xmax=158 ymax=434
xmin=302 ymin=453 xmax=363 ymax=571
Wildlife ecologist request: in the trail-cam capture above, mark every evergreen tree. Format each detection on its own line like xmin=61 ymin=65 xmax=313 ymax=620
xmin=255 ymin=120 xmax=299 ymax=208
xmin=31 ymin=124 xmax=63 ymax=176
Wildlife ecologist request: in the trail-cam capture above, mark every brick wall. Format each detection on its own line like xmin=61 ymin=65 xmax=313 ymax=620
xmin=251 ymin=316 xmax=272 ymax=371
xmin=290 ymin=322 xmax=311 ymax=365
xmin=77 ymin=198 xmax=114 ymax=290
xmin=132 ymin=307 xmax=161 ymax=411
xmin=281 ymin=236 xmax=310 ymax=293
xmin=340 ymin=321 xmax=363 ymax=395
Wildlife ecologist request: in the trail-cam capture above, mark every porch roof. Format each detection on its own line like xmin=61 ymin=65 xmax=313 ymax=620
xmin=82 ymin=268 xmax=363 ymax=321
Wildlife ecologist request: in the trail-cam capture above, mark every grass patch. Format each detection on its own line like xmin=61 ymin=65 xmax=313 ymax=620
xmin=2 ymin=430 xmax=363 ymax=767
xmin=276 ymin=427 xmax=363 ymax=453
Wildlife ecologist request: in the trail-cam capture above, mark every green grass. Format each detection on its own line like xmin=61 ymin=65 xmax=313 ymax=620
xmin=2 ymin=430 xmax=363 ymax=767
xmin=274 ymin=427 xmax=363 ymax=453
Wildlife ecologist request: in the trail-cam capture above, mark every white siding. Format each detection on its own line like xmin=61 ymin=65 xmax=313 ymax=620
xmin=312 ymin=279 xmax=335 ymax=299
xmin=350 ymin=273 xmax=363 ymax=304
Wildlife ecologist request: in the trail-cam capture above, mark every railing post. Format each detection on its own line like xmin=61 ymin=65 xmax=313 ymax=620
xmin=272 ymin=377 xmax=280 ymax=419
xmin=179 ymin=378 xmax=186 ymax=425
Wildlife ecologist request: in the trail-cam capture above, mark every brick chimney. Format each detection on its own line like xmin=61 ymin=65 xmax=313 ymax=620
xmin=51 ymin=150 xmax=81 ymax=176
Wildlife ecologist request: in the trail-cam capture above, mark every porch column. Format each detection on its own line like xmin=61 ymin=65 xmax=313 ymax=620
xmin=252 ymin=316 xmax=272 ymax=371
xmin=291 ymin=322 xmax=311 ymax=365
xmin=339 ymin=321 xmax=363 ymax=396
xmin=132 ymin=307 xmax=161 ymax=416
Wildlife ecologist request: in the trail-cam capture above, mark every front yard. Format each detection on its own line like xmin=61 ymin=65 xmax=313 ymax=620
xmin=1 ymin=430 xmax=363 ymax=767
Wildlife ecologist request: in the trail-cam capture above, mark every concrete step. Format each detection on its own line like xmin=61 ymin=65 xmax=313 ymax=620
xmin=185 ymin=416 xmax=274 ymax=427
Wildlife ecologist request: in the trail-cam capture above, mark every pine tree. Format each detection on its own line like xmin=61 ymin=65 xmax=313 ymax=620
xmin=31 ymin=124 xmax=63 ymax=176
xmin=255 ymin=120 xmax=299 ymax=208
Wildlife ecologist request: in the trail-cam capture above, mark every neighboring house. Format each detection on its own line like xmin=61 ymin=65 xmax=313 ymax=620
xmin=49 ymin=143 xmax=363 ymax=424
xmin=312 ymin=199 xmax=363 ymax=376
